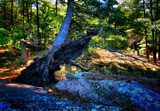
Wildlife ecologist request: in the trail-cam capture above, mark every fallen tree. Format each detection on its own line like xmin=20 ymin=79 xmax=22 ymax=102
xmin=13 ymin=0 xmax=102 ymax=86
xmin=13 ymin=29 xmax=102 ymax=86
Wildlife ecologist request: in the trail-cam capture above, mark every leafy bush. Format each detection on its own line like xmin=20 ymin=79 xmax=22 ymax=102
xmin=0 ymin=27 xmax=23 ymax=46
xmin=0 ymin=28 xmax=10 ymax=46
xmin=104 ymin=35 xmax=128 ymax=49
xmin=90 ymin=35 xmax=128 ymax=50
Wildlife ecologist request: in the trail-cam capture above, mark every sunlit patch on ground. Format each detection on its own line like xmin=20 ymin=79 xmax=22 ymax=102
xmin=0 ymin=67 xmax=10 ymax=73
xmin=86 ymin=48 xmax=160 ymax=78
xmin=91 ymin=48 xmax=160 ymax=71
xmin=0 ymin=48 xmax=7 ymax=53
xmin=0 ymin=67 xmax=26 ymax=80
xmin=0 ymin=46 xmax=35 ymax=80
xmin=26 ymin=60 xmax=33 ymax=66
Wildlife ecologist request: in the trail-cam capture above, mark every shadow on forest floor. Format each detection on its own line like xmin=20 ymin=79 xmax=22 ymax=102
xmin=81 ymin=48 xmax=160 ymax=79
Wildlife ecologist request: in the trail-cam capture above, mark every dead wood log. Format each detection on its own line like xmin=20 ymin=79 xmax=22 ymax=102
xmin=13 ymin=28 xmax=102 ymax=86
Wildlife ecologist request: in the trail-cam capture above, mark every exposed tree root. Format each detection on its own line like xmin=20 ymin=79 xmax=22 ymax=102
xmin=13 ymin=29 xmax=102 ymax=86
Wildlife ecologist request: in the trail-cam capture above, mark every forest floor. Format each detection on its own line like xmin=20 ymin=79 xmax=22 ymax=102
xmin=0 ymin=47 xmax=160 ymax=94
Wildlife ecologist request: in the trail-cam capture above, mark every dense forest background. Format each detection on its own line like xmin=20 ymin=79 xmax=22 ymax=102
xmin=0 ymin=0 xmax=160 ymax=79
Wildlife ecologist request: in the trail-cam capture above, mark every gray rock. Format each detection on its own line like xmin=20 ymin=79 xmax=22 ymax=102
xmin=56 ymin=76 xmax=98 ymax=102
xmin=56 ymin=72 xmax=160 ymax=111
xmin=0 ymin=80 xmax=123 ymax=111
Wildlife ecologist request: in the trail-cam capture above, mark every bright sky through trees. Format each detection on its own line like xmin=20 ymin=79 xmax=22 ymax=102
xmin=117 ymin=0 xmax=123 ymax=4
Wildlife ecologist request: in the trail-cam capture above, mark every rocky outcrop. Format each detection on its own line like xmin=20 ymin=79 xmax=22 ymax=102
xmin=0 ymin=80 xmax=123 ymax=111
xmin=56 ymin=72 xmax=160 ymax=111
xmin=1 ymin=72 xmax=160 ymax=111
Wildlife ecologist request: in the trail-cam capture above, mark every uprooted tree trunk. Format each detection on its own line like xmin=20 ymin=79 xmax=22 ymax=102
xmin=13 ymin=29 xmax=102 ymax=86
xmin=13 ymin=0 xmax=102 ymax=86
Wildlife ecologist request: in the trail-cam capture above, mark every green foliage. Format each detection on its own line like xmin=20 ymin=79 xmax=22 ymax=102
xmin=0 ymin=27 xmax=23 ymax=47
xmin=91 ymin=35 xmax=128 ymax=49
xmin=88 ymin=0 xmax=102 ymax=7
xmin=39 ymin=0 xmax=64 ymax=44
xmin=10 ymin=26 xmax=23 ymax=40
xmin=0 ymin=28 xmax=10 ymax=46
xmin=152 ymin=20 xmax=160 ymax=31
xmin=15 ymin=44 xmax=25 ymax=51
xmin=86 ymin=47 xmax=95 ymax=56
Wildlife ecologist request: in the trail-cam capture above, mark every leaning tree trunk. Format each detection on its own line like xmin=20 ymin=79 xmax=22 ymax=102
xmin=13 ymin=29 xmax=102 ymax=86
xmin=52 ymin=0 xmax=74 ymax=46
xmin=13 ymin=0 xmax=102 ymax=86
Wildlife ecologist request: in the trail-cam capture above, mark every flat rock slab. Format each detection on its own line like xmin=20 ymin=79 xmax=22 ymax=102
xmin=0 ymin=80 xmax=123 ymax=111
xmin=56 ymin=72 xmax=160 ymax=111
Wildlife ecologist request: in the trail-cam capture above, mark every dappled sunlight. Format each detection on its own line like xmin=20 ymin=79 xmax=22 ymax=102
xmin=0 ymin=67 xmax=10 ymax=73
xmin=0 ymin=48 xmax=8 ymax=53
xmin=0 ymin=67 xmax=26 ymax=80
xmin=26 ymin=60 xmax=34 ymax=66
xmin=0 ymin=46 xmax=34 ymax=80
xmin=90 ymin=48 xmax=160 ymax=77
xmin=114 ymin=63 xmax=127 ymax=70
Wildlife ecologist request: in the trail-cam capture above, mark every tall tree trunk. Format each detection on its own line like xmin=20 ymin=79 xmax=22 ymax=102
xmin=156 ymin=0 xmax=160 ymax=60
xmin=56 ymin=0 xmax=58 ymax=16
xmin=30 ymin=0 xmax=32 ymax=21
xmin=26 ymin=2 xmax=29 ymax=22
xmin=159 ymin=35 xmax=160 ymax=60
xmin=3 ymin=0 xmax=6 ymax=28
xmin=36 ymin=0 xmax=40 ymax=45
xmin=143 ymin=0 xmax=149 ymax=59
xmin=52 ymin=0 xmax=74 ymax=46
xmin=30 ymin=0 xmax=34 ymax=44
xmin=154 ymin=0 xmax=158 ymax=61
xmin=150 ymin=0 xmax=156 ymax=63
xmin=152 ymin=30 xmax=156 ymax=63
xmin=11 ymin=0 xmax=13 ymax=26
xmin=23 ymin=0 xmax=26 ymax=39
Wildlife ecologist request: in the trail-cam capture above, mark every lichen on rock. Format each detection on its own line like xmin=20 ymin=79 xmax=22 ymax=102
xmin=55 ymin=72 xmax=160 ymax=111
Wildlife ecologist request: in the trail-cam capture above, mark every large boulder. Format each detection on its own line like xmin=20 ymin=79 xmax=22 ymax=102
xmin=56 ymin=72 xmax=160 ymax=111
xmin=0 ymin=80 xmax=123 ymax=111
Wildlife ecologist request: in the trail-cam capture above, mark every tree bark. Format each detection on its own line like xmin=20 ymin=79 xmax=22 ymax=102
xmin=11 ymin=0 xmax=13 ymax=26
xmin=36 ymin=0 xmax=40 ymax=45
xmin=159 ymin=35 xmax=160 ymax=60
xmin=52 ymin=0 xmax=74 ymax=46
xmin=26 ymin=1 xmax=29 ymax=22
xmin=143 ymin=0 xmax=149 ymax=60
xmin=150 ymin=0 xmax=156 ymax=63
xmin=3 ymin=0 xmax=6 ymax=28
xmin=56 ymin=0 xmax=58 ymax=16
xmin=156 ymin=0 xmax=160 ymax=60
xmin=22 ymin=0 xmax=26 ymax=39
